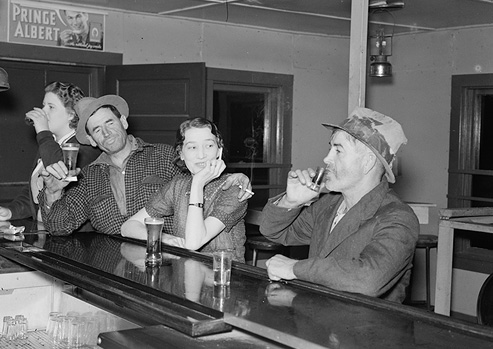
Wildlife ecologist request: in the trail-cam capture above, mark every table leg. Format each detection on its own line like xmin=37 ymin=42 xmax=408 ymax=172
xmin=434 ymin=224 xmax=454 ymax=316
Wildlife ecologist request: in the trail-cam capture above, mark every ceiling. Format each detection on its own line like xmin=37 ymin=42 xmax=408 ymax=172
xmin=63 ymin=0 xmax=493 ymax=37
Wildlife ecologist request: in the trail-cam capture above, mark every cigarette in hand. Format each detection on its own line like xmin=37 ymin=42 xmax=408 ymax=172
xmin=239 ymin=185 xmax=255 ymax=195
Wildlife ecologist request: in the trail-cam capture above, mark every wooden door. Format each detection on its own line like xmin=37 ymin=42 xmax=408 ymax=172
xmin=0 ymin=60 xmax=101 ymax=201
xmin=105 ymin=63 xmax=206 ymax=146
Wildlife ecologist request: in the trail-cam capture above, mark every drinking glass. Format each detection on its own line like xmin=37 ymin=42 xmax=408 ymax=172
xmin=213 ymin=250 xmax=232 ymax=286
xmin=15 ymin=315 xmax=28 ymax=339
xmin=62 ymin=143 xmax=80 ymax=182
xmin=2 ymin=315 xmax=13 ymax=337
xmin=46 ymin=312 xmax=60 ymax=340
xmin=5 ymin=318 xmax=16 ymax=341
xmin=68 ymin=319 xmax=84 ymax=348
xmin=144 ymin=217 xmax=164 ymax=266
xmin=308 ymin=166 xmax=326 ymax=192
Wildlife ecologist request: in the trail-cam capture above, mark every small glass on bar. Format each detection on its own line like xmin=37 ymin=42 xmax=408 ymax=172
xmin=213 ymin=250 xmax=232 ymax=286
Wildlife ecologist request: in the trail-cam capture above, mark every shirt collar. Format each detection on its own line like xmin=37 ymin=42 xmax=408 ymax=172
xmin=91 ymin=135 xmax=143 ymax=167
xmin=56 ymin=130 xmax=76 ymax=145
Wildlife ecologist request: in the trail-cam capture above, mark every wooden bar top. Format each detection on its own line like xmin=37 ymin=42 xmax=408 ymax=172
xmin=1 ymin=219 xmax=493 ymax=348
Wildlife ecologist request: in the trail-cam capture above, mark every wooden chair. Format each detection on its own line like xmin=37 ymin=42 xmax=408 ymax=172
xmin=244 ymin=209 xmax=285 ymax=267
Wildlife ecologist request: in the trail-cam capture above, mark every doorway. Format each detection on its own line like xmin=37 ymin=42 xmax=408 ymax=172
xmin=448 ymin=74 xmax=493 ymax=273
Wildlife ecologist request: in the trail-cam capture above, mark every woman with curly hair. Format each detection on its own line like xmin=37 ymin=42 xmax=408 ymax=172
xmin=0 ymin=81 xmax=100 ymax=222
xmin=121 ymin=118 xmax=247 ymax=262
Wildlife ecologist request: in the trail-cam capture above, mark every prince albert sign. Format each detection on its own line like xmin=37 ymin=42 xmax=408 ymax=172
xmin=8 ymin=0 xmax=105 ymax=51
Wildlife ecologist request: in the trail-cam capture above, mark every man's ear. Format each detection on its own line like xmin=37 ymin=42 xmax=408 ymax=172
xmin=363 ymin=151 xmax=378 ymax=175
xmin=68 ymin=111 xmax=76 ymax=122
xmin=87 ymin=135 xmax=98 ymax=148
xmin=120 ymin=115 xmax=129 ymax=130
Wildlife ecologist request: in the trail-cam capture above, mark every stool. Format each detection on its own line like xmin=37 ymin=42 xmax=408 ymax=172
xmin=415 ymin=234 xmax=438 ymax=311
xmin=477 ymin=273 xmax=493 ymax=326
xmin=246 ymin=235 xmax=285 ymax=267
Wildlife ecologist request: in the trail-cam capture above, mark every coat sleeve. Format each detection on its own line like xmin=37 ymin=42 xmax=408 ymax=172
xmin=3 ymin=132 xmax=63 ymax=220
xmin=259 ymin=193 xmax=314 ymax=246
xmin=37 ymin=131 xmax=63 ymax=166
xmin=38 ymin=169 xmax=92 ymax=235
xmin=3 ymin=184 xmax=34 ymax=220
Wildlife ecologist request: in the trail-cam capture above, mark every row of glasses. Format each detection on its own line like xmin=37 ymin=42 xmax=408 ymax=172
xmin=46 ymin=310 xmax=115 ymax=348
xmin=1 ymin=315 xmax=28 ymax=341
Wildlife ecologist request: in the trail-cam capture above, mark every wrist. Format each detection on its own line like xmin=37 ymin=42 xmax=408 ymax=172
xmin=188 ymin=202 xmax=204 ymax=208
xmin=276 ymin=194 xmax=303 ymax=209
xmin=44 ymin=190 xmax=61 ymax=206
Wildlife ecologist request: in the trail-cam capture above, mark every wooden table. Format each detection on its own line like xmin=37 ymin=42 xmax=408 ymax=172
xmin=435 ymin=208 xmax=493 ymax=316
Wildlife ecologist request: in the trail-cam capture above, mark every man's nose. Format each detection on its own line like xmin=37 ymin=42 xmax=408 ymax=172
xmin=323 ymin=152 xmax=332 ymax=164
xmin=101 ymin=127 xmax=110 ymax=137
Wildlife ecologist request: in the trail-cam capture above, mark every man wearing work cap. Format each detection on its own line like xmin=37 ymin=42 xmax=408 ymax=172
xmin=38 ymin=95 xmax=252 ymax=236
xmin=260 ymin=107 xmax=419 ymax=303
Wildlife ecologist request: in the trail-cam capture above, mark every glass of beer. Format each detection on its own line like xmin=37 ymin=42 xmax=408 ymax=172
xmin=144 ymin=217 xmax=164 ymax=266
xmin=62 ymin=143 xmax=80 ymax=182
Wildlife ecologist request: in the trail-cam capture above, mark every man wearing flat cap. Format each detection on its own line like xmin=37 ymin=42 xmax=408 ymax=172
xmin=260 ymin=107 xmax=419 ymax=303
xmin=39 ymin=95 xmax=252 ymax=236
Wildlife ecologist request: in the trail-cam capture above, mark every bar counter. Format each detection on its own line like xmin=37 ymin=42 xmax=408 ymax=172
xmin=1 ymin=219 xmax=493 ymax=348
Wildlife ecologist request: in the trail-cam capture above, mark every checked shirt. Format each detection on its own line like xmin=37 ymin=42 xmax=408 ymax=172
xmin=39 ymin=137 xmax=181 ymax=235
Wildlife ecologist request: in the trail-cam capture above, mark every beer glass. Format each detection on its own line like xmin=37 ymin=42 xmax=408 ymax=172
xmin=144 ymin=217 xmax=164 ymax=266
xmin=62 ymin=143 xmax=80 ymax=182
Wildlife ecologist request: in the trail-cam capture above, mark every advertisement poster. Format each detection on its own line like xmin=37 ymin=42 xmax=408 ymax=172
xmin=8 ymin=0 xmax=105 ymax=51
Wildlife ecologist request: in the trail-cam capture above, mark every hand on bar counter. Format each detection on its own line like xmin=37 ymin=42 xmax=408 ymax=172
xmin=0 ymin=222 xmax=25 ymax=241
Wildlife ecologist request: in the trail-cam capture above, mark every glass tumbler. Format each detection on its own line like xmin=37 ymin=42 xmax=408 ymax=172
xmin=68 ymin=319 xmax=84 ymax=348
xmin=5 ymin=318 xmax=17 ymax=341
xmin=308 ymin=166 xmax=326 ymax=192
xmin=46 ymin=312 xmax=60 ymax=340
xmin=2 ymin=316 xmax=13 ymax=337
xmin=15 ymin=315 xmax=28 ymax=339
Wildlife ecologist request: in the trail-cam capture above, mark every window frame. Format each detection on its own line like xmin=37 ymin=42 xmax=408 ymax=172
xmin=206 ymin=68 xmax=293 ymax=206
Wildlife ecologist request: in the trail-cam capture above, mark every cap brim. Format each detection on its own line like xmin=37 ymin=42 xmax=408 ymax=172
xmin=322 ymin=123 xmax=395 ymax=183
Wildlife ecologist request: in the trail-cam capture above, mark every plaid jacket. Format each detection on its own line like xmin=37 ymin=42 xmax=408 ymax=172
xmin=39 ymin=137 xmax=181 ymax=235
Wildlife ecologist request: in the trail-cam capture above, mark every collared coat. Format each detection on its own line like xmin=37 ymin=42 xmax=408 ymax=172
xmin=259 ymin=180 xmax=419 ymax=303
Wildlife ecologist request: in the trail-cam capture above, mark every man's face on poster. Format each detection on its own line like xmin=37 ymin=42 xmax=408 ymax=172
xmin=64 ymin=10 xmax=89 ymax=35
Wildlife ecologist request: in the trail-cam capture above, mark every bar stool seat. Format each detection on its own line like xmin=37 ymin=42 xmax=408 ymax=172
xmin=246 ymin=235 xmax=285 ymax=267
xmin=415 ymin=234 xmax=438 ymax=311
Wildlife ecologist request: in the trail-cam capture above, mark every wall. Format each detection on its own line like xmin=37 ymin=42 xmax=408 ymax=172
xmin=112 ymin=12 xmax=350 ymax=172
xmin=367 ymin=26 xmax=493 ymax=316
